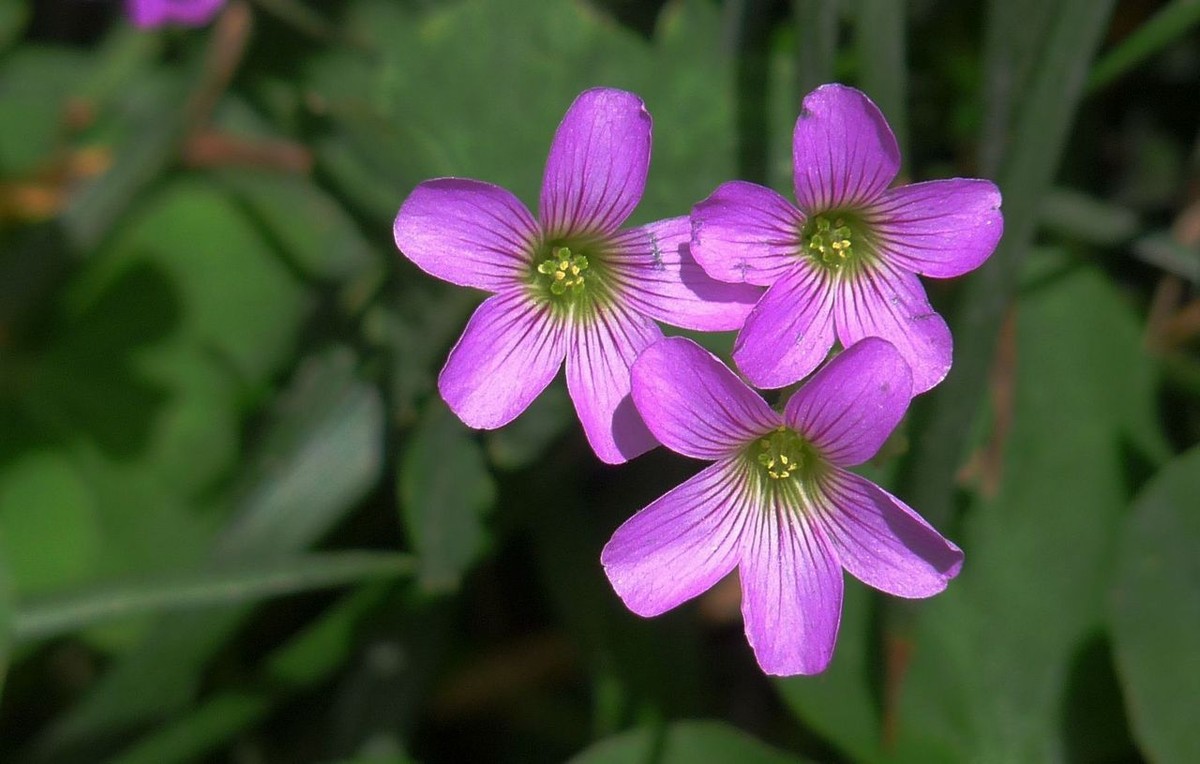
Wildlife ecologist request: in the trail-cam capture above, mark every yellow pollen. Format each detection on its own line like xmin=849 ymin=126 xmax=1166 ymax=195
xmin=537 ymin=245 xmax=589 ymax=296
xmin=806 ymin=215 xmax=855 ymax=268
xmin=756 ymin=426 xmax=805 ymax=481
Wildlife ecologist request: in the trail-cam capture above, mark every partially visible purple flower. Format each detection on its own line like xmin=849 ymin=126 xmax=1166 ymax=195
xmin=126 ymin=0 xmax=225 ymax=28
xmin=393 ymin=88 xmax=761 ymax=464
xmin=602 ymin=336 xmax=962 ymax=675
xmin=691 ymin=84 xmax=1003 ymax=393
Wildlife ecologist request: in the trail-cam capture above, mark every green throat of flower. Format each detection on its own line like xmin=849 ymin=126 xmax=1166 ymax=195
xmin=802 ymin=213 xmax=871 ymax=274
xmin=752 ymin=426 xmax=814 ymax=482
xmin=531 ymin=240 xmax=609 ymax=311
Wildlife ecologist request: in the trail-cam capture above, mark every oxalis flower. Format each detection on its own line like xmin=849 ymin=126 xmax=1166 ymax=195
xmin=691 ymin=83 xmax=1003 ymax=393
xmin=601 ymin=336 xmax=963 ymax=675
xmin=394 ymin=88 xmax=760 ymax=463
xmin=126 ymin=0 xmax=225 ymax=27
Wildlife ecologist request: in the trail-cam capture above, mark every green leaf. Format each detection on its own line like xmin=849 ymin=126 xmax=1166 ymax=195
xmin=569 ymin=720 xmax=806 ymax=764
xmin=0 ymin=451 xmax=103 ymax=596
xmin=0 ymin=47 xmax=88 ymax=176
xmin=0 ymin=1 xmax=27 ymax=52
xmin=1110 ymin=445 xmax=1200 ymax=764
xmin=216 ymin=169 xmax=381 ymax=285
xmin=0 ymin=541 xmax=13 ymax=699
xmin=1089 ymin=0 xmax=1200 ymax=91
xmin=311 ymin=0 xmax=738 ymax=225
xmin=31 ymin=348 xmax=385 ymax=757
xmin=11 ymin=551 xmax=413 ymax=643
xmin=893 ymin=254 xmax=1169 ymax=761
xmin=399 ymin=402 xmax=496 ymax=592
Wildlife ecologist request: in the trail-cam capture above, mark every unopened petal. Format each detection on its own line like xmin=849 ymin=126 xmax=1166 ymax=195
xmin=690 ymin=181 xmax=807 ymax=288
xmin=870 ymin=179 xmax=1004 ymax=278
xmin=438 ymin=292 xmax=566 ymax=429
xmin=833 ymin=261 xmax=951 ymax=394
xmin=565 ymin=303 xmax=661 ymax=464
xmin=792 ymin=84 xmax=900 ymax=212
xmin=783 ymin=338 xmax=913 ymax=466
xmin=740 ymin=501 xmax=843 ymax=676
xmin=733 ymin=264 xmax=836 ymax=389
xmin=816 ymin=469 xmax=963 ymax=598
xmin=540 ymin=88 xmax=650 ymax=238
xmin=602 ymin=460 xmax=752 ymax=617
xmin=608 ymin=217 xmax=763 ymax=331
xmin=631 ymin=337 xmax=780 ymax=461
xmin=394 ymin=178 xmax=538 ymax=291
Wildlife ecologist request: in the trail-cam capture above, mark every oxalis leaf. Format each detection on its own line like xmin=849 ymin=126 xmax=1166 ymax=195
xmin=399 ymin=402 xmax=496 ymax=593
xmin=1110 ymin=445 xmax=1200 ymax=764
xmin=892 ymin=253 xmax=1169 ymax=761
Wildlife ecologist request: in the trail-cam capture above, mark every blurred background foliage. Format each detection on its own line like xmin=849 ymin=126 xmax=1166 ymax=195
xmin=0 ymin=0 xmax=1198 ymax=762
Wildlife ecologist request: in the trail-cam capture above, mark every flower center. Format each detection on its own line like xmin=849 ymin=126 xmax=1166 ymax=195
xmin=802 ymin=214 xmax=866 ymax=272
xmin=536 ymin=245 xmax=590 ymax=296
xmin=755 ymin=426 xmax=807 ymax=481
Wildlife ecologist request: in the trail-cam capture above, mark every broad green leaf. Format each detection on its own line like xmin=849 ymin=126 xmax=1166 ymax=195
xmin=1110 ymin=445 xmax=1200 ymax=764
xmin=893 ymin=254 xmax=1168 ymax=761
xmin=774 ymin=584 xmax=879 ymax=762
xmin=217 ymin=169 xmax=381 ymax=285
xmin=1089 ymin=0 xmax=1200 ymax=91
xmin=67 ymin=177 xmax=311 ymax=386
xmin=32 ymin=349 xmax=385 ymax=758
xmin=0 ymin=451 xmax=102 ymax=595
xmin=399 ymin=402 xmax=496 ymax=592
xmin=11 ymin=551 xmax=412 ymax=643
xmin=311 ymin=0 xmax=738 ymax=225
xmin=569 ymin=720 xmax=805 ymax=764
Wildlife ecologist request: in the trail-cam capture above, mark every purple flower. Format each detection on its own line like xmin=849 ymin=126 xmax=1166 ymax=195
xmin=125 ymin=0 xmax=225 ymax=27
xmin=601 ymin=336 xmax=963 ymax=675
xmin=393 ymin=88 xmax=761 ymax=464
xmin=691 ymin=84 xmax=1003 ymax=393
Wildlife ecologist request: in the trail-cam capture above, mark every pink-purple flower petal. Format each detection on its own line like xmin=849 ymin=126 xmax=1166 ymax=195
xmin=565 ymin=303 xmax=662 ymax=464
xmin=126 ymin=0 xmax=224 ymax=27
xmin=539 ymin=88 xmax=651 ymax=239
xmin=833 ymin=261 xmax=951 ymax=394
xmin=607 ymin=217 xmax=763 ymax=331
xmin=602 ymin=460 xmax=751 ymax=617
xmin=792 ymin=84 xmax=900 ymax=212
xmin=733 ymin=264 xmax=837 ymax=389
xmin=815 ymin=469 xmax=964 ymax=598
xmin=631 ymin=337 xmax=780 ymax=461
xmin=869 ymin=179 xmax=1004 ymax=278
xmin=394 ymin=178 xmax=538 ymax=292
xmin=783 ymin=338 xmax=913 ymax=466
xmin=690 ymin=181 xmax=808 ymax=288
xmin=438 ymin=291 xmax=566 ymax=429
xmin=740 ymin=504 xmax=843 ymax=675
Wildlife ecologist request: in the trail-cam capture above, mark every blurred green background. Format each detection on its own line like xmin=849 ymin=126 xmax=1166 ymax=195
xmin=1 ymin=0 xmax=1198 ymax=762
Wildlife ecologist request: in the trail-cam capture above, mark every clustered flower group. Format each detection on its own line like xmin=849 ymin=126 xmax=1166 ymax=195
xmin=393 ymin=86 xmax=1002 ymax=676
